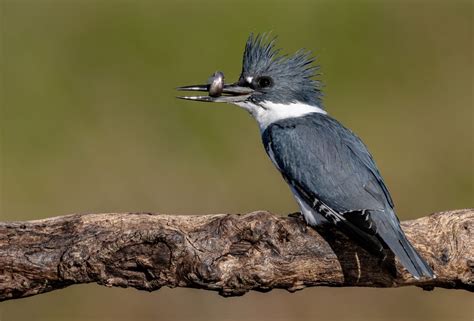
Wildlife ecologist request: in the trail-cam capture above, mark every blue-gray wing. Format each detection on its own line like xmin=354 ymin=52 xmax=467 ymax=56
xmin=262 ymin=113 xmax=434 ymax=279
xmin=262 ymin=113 xmax=393 ymax=214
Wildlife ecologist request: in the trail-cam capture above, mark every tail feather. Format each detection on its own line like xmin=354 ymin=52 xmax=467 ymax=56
xmin=395 ymin=229 xmax=435 ymax=279
xmin=373 ymin=211 xmax=435 ymax=279
xmin=334 ymin=217 xmax=386 ymax=258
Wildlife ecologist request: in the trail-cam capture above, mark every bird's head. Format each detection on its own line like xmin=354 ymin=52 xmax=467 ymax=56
xmin=178 ymin=34 xmax=325 ymax=130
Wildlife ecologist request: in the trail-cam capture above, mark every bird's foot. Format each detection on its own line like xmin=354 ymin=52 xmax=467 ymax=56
xmin=288 ymin=212 xmax=303 ymax=219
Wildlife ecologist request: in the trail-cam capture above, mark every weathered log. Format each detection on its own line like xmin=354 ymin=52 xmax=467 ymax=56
xmin=0 ymin=209 xmax=472 ymax=301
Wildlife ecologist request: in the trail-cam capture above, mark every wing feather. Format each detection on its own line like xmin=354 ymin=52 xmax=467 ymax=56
xmin=262 ymin=113 xmax=434 ymax=278
xmin=263 ymin=113 xmax=393 ymax=213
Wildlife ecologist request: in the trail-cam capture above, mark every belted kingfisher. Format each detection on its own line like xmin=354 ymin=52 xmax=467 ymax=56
xmin=177 ymin=34 xmax=434 ymax=279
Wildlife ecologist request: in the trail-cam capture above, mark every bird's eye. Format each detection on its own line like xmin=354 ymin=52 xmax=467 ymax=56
xmin=255 ymin=76 xmax=273 ymax=89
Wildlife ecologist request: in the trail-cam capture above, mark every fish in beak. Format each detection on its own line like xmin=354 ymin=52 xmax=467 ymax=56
xmin=177 ymin=71 xmax=254 ymax=103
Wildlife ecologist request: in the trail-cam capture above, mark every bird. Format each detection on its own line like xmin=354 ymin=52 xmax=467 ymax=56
xmin=177 ymin=33 xmax=434 ymax=279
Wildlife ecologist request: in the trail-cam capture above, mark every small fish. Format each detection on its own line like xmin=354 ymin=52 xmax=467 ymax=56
xmin=208 ymin=71 xmax=225 ymax=97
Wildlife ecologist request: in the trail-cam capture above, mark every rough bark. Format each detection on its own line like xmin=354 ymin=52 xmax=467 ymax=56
xmin=0 ymin=209 xmax=472 ymax=301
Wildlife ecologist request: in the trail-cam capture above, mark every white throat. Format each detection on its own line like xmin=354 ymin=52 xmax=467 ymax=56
xmin=235 ymin=100 xmax=327 ymax=131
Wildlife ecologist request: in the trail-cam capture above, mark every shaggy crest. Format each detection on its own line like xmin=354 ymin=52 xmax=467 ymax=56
xmin=240 ymin=33 xmax=323 ymax=106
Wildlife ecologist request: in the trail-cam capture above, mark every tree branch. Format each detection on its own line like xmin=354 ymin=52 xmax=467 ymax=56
xmin=0 ymin=209 xmax=472 ymax=301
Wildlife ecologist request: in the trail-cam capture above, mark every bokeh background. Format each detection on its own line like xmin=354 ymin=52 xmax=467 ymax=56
xmin=1 ymin=0 xmax=473 ymax=320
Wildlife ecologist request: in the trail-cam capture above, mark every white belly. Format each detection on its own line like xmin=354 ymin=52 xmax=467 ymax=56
xmin=291 ymin=187 xmax=328 ymax=226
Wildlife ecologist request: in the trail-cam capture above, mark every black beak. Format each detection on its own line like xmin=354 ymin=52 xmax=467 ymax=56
xmin=176 ymin=82 xmax=254 ymax=103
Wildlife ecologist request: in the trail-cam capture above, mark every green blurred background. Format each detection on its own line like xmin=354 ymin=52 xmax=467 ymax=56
xmin=1 ymin=0 xmax=472 ymax=320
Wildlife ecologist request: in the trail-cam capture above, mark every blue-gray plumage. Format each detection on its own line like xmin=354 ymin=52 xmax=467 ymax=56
xmin=262 ymin=113 xmax=434 ymax=278
xmin=177 ymin=33 xmax=435 ymax=279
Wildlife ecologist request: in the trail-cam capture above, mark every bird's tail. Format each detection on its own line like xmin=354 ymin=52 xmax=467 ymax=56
xmin=373 ymin=211 xmax=435 ymax=279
